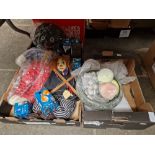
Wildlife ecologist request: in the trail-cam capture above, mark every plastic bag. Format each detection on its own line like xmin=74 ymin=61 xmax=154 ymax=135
xmin=7 ymin=48 xmax=53 ymax=105
xmin=76 ymin=59 xmax=136 ymax=111
xmin=76 ymin=73 xmax=123 ymax=111
xmin=101 ymin=60 xmax=136 ymax=84
xmin=71 ymin=59 xmax=100 ymax=77
xmin=14 ymin=102 xmax=32 ymax=119
xmin=73 ymin=59 xmax=136 ymax=84
xmin=15 ymin=48 xmax=45 ymax=67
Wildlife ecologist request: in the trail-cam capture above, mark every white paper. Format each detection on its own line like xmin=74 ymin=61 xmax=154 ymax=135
xmin=113 ymin=95 xmax=132 ymax=112
xmin=148 ymin=112 xmax=155 ymax=122
xmin=119 ymin=29 xmax=131 ymax=38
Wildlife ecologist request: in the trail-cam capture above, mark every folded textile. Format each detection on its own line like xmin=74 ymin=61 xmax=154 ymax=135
xmin=53 ymin=92 xmax=77 ymax=119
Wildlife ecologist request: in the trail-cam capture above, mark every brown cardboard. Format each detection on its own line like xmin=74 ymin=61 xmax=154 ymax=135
xmin=90 ymin=20 xmax=110 ymax=29
xmin=130 ymin=19 xmax=155 ymax=28
xmin=82 ymin=58 xmax=155 ymax=129
xmin=89 ymin=19 xmax=131 ymax=29
xmin=0 ymin=42 xmax=82 ymax=126
xmin=143 ymin=41 xmax=155 ymax=89
xmin=83 ymin=111 xmax=155 ymax=129
xmin=0 ymin=69 xmax=82 ymax=126
xmin=109 ymin=19 xmax=131 ymax=28
xmin=1 ymin=47 xmax=155 ymax=129
xmin=0 ymin=99 xmax=82 ymax=126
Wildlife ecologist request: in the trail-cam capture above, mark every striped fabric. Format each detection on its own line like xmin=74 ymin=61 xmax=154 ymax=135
xmin=33 ymin=91 xmax=77 ymax=120
xmin=53 ymin=93 xmax=77 ymax=119
xmin=33 ymin=101 xmax=55 ymax=120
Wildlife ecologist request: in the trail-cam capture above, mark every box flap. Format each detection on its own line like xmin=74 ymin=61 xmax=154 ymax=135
xmin=112 ymin=112 xmax=152 ymax=123
xmin=83 ymin=110 xmax=112 ymax=121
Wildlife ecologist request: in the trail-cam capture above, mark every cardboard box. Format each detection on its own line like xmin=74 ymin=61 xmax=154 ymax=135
xmin=82 ymin=55 xmax=155 ymax=129
xmin=0 ymin=19 xmax=155 ymax=129
xmin=0 ymin=19 xmax=85 ymax=126
xmin=109 ymin=19 xmax=131 ymax=28
xmin=143 ymin=41 xmax=155 ymax=89
xmin=0 ymin=53 xmax=155 ymax=129
xmin=88 ymin=19 xmax=131 ymax=29
xmin=130 ymin=19 xmax=155 ymax=28
xmin=0 ymin=69 xmax=82 ymax=126
xmin=86 ymin=20 xmax=131 ymax=38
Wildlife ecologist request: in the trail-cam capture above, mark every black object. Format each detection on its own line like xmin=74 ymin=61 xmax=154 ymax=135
xmin=93 ymin=50 xmax=137 ymax=60
xmin=85 ymin=28 xmax=122 ymax=38
xmin=33 ymin=23 xmax=66 ymax=54
xmin=0 ymin=100 xmax=13 ymax=117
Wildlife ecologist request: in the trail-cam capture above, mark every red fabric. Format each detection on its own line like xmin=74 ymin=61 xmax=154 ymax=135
xmin=14 ymin=61 xmax=51 ymax=103
xmin=32 ymin=19 xmax=85 ymax=43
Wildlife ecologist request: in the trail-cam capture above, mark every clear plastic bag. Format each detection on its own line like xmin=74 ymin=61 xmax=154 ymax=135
xmin=71 ymin=59 xmax=100 ymax=77
xmin=101 ymin=60 xmax=136 ymax=84
xmin=76 ymin=72 xmax=123 ymax=111
xmin=76 ymin=59 xmax=136 ymax=111
xmin=73 ymin=59 xmax=136 ymax=84
xmin=8 ymin=48 xmax=53 ymax=105
xmin=15 ymin=48 xmax=46 ymax=67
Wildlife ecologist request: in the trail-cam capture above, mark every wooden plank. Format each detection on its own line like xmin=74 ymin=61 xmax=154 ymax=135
xmin=122 ymin=84 xmax=136 ymax=111
xmin=50 ymin=76 xmax=74 ymax=94
xmin=53 ymin=68 xmax=77 ymax=95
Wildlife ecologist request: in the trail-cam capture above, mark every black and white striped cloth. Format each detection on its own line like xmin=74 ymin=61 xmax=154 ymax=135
xmin=52 ymin=93 xmax=77 ymax=119
xmin=33 ymin=101 xmax=55 ymax=120
xmin=33 ymin=91 xmax=77 ymax=120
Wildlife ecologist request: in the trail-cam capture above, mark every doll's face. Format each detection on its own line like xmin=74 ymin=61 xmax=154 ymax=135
xmin=57 ymin=58 xmax=67 ymax=72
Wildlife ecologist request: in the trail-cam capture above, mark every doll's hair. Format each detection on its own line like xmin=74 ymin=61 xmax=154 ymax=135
xmin=51 ymin=55 xmax=71 ymax=71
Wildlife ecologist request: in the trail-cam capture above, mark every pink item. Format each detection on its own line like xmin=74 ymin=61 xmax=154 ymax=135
xmin=99 ymin=83 xmax=118 ymax=100
xmin=12 ymin=61 xmax=51 ymax=103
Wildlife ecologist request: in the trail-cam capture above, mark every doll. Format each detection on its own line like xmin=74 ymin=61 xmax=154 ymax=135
xmin=44 ymin=55 xmax=77 ymax=95
xmin=43 ymin=55 xmax=78 ymax=119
